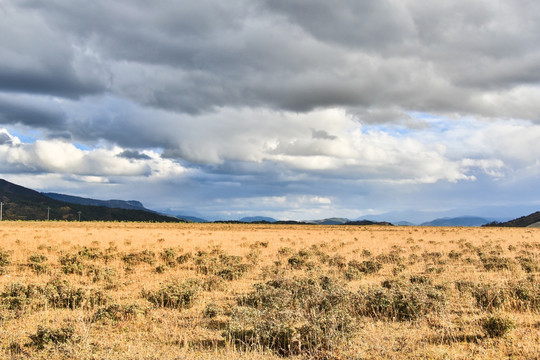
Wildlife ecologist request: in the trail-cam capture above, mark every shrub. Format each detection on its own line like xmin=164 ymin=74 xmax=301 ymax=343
xmin=176 ymin=252 xmax=192 ymax=265
xmin=344 ymin=267 xmax=363 ymax=281
xmin=93 ymin=303 xmax=142 ymax=322
xmin=357 ymin=280 xmax=447 ymax=321
xmin=43 ymin=278 xmax=109 ymax=310
xmin=59 ymin=254 xmax=85 ymax=275
xmin=348 ymin=260 xmax=382 ymax=275
xmin=472 ymin=283 xmax=507 ymax=311
xmin=122 ymin=250 xmax=156 ymax=266
xmin=508 ymin=279 xmax=540 ymax=311
xmin=375 ymin=252 xmax=403 ymax=265
xmin=479 ymin=255 xmax=516 ymax=271
xmin=227 ymin=276 xmax=355 ymax=357
xmin=517 ymin=256 xmax=540 ymax=273
xmin=142 ymin=279 xmax=200 ymax=309
xmin=203 ymin=302 xmax=221 ymax=318
xmin=160 ymin=248 xmax=177 ymax=266
xmin=481 ymin=315 xmax=515 ymax=338
xmin=328 ymin=255 xmax=347 ymax=269
xmin=448 ymin=250 xmax=463 ymax=260
xmin=77 ymin=246 xmax=103 ymax=260
xmin=0 ymin=283 xmax=40 ymax=311
xmin=87 ymin=265 xmax=117 ymax=284
xmin=0 ymin=249 xmax=11 ymax=267
xmin=195 ymin=252 xmax=250 ymax=280
xmin=27 ymin=254 xmax=49 ymax=275
xmin=29 ymin=325 xmax=74 ymax=349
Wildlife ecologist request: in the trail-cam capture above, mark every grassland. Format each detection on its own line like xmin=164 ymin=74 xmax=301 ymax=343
xmin=0 ymin=221 xmax=538 ymax=359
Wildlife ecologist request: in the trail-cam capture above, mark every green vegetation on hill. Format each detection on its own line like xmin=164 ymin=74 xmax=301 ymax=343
xmin=0 ymin=179 xmax=181 ymax=222
xmin=483 ymin=211 xmax=540 ymax=227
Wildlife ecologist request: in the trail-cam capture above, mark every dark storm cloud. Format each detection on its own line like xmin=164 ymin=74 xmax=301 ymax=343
xmin=0 ymin=93 xmax=66 ymax=129
xmin=117 ymin=150 xmax=151 ymax=160
xmin=0 ymin=2 xmax=109 ymax=98
xmin=311 ymin=129 xmax=337 ymax=140
xmin=6 ymin=0 xmax=539 ymax=120
xmin=0 ymin=131 xmax=13 ymax=145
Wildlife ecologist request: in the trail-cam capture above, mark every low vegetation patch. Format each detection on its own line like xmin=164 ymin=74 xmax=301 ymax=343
xmin=227 ymin=275 xmax=355 ymax=357
xmin=142 ymin=279 xmax=200 ymax=309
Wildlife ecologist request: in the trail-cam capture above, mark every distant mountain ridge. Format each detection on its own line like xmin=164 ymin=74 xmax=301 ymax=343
xmin=239 ymin=216 xmax=277 ymax=223
xmin=176 ymin=215 xmax=209 ymax=223
xmin=484 ymin=211 xmax=540 ymax=227
xmin=309 ymin=218 xmax=350 ymax=225
xmin=43 ymin=193 xmax=148 ymax=211
xmin=421 ymin=216 xmax=490 ymax=227
xmin=0 ymin=179 xmax=180 ymax=222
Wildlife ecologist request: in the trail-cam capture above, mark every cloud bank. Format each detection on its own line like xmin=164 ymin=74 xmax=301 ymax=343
xmin=1 ymin=0 xmax=539 ymax=219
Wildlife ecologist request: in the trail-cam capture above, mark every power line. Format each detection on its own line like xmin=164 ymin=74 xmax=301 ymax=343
xmin=0 ymin=202 xmax=3 ymax=221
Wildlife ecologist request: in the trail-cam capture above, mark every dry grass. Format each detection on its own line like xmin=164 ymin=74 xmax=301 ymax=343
xmin=0 ymin=221 xmax=538 ymax=359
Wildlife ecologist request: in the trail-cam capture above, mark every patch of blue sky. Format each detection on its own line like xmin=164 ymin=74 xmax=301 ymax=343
xmin=73 ymin=143 xmax=93 ymax=151
xmin=4 ymin=127 xmax=41 ymax=143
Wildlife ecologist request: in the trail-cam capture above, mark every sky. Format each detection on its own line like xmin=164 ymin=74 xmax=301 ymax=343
xmin=1 ymin=0 xmax=540 ymax=222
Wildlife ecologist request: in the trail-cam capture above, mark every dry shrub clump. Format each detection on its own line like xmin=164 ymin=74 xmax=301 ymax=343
xmin=227 ymin=275 xmax=355 ymax=357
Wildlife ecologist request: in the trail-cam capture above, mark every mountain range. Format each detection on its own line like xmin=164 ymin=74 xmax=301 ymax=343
xmin=0 ymin=179 xmax=180 ymax=222
xmin=420 ymin=216 xmax=491 ymax=227
xmin=1 ymin=178 xmax=538 ymax=226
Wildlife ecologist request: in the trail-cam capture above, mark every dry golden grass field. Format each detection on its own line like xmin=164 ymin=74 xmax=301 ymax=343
xmin=0 ymin=221 xmax=538 ymax=359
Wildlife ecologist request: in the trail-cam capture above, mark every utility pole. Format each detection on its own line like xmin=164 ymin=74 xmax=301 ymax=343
xmin=47 ymin=207 xmax=50 ymax=221
xmin=78 ymin=211 xmax=82 ymax=221
xmin=0 ymin=202 xmax=3 ymax=221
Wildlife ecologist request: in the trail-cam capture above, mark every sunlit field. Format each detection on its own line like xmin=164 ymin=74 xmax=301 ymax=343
xmin=0 ymin=222 xmax=538 ymax=359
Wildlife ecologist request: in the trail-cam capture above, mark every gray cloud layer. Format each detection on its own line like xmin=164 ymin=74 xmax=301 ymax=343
xmin=1 ymin=0 xmax=539 ymax=219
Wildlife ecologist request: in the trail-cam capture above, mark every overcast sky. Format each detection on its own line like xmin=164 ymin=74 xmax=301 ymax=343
xmin=1 ymin=0 xmax=539 ymax=221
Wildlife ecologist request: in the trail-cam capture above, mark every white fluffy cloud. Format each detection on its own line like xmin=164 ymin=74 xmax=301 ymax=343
xmin=0 ymin=129 xmax=187 ymax=180
xmin=1 ymin=0 xmax=540 ymax=219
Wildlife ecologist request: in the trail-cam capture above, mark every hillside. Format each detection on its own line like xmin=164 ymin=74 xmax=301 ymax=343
xmin=0 ymin=179 xmax=180 ymax=222
xmin=239 ymin=216 xmax=277 ymax=223
xmin=43 ymin=193 xmax=148 ymax=211
xmin=484 ymin=211 xmax=540 ymax=227
xmin=421 ymin=216 xmax=490 ymax=227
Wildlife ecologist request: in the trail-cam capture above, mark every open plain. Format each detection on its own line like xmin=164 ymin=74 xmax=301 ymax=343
xmin=0 ymin=221 xmax=538 ymax=359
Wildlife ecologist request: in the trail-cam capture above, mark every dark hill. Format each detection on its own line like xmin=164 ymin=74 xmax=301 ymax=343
xmin=343 ymin=220 xmax=393 ymax=226
xmin=239 ymin=216 xmax=277 ymax=223
xmin=421 ymin=216 xmax=490 ymax=227
xmin=0 ymin=179 xmax=180 ymax=222
xmin=483 ymin=211 xmax=540 ymax=227
xmin=43 ymin=193 xmax=147 ymax=211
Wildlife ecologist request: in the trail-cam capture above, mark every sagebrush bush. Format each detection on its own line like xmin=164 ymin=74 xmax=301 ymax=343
xmin=29 ymin=325 xmax=75 ymax=349
xmin=348 ymin=260 xmax=382 ymax=275
xmin=227 ymin=275 xmax=355 ymax=357
xmin=43 ymin=278 xmax=109 ymax=310
xmin=160 ymin=248 xmax=177 ymax=267
xmin=142 ymin=279 xmax=200 ymax=309
xmin=27 ymin=254 xmax=49 ymax=275
xmin=195 ymin=251 xmax=250 ymax=280
xmin=59 ymin=253 xmax=85 ymax=275
xmin=77 ymin=246 xmax=103 ymax=260
xmin=517 ymin=255 xmax=540 ymax=273
xmin=481 ymin=315 xmax=515 ymax=338
xmin=122 ymin=250 xmax=157 ymax=266
xmin=203 ymin=302 xmax=221 ymax=318
xmin=93 ymin=303 xmax=142 ymax=322
xmin=0 ymin=249 xmax=10 ymax=268
xmin=176 ymin=252 xmax=192 ymax=265
xmin=479 ymin=255 xmax=516 ymax=271
xmin=356 ymin=279 xmax=447 ymax=321
xmin=0 ymin=283 xmax=40 ymax=311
